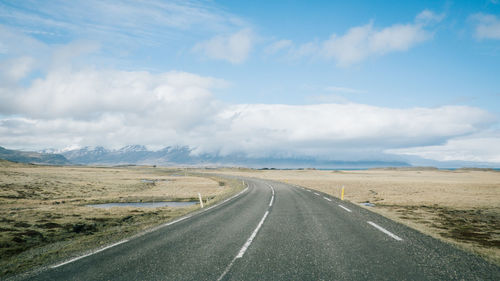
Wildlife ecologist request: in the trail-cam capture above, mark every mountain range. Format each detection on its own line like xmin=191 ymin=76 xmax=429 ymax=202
xmin=2 ymin=145 xmax=498 ymax=168
xmin=0 ymin=145 xmax=410 ymax=168
xmin=43 ymin=145 xmax=409 ymax=168
xmin=0 ymin=146 xmax=70 ymax=165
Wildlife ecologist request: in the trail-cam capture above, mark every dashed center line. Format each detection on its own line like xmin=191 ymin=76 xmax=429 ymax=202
xmin=218 ymin=183 xmax=274 ymax=280
xmin=368 ymin=221 xmax=403 ymax=241
xmin=269 ymin=185 xmax=275 ymax=207
xmin=291 ymin=182 xmax=404 ymax=244
xmin=338 ymin=205 xmax=352 ymax=212
xmin=236 ymin=211 xmax=269 ymax=258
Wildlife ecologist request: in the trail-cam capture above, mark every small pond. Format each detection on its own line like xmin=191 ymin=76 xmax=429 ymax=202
xmin=87 ymin=201 xmax=197 ymax=208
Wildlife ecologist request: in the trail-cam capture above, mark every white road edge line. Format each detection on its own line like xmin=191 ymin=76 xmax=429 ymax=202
xmin=51 ymin=184 xmax=250 ymax=269
xmin=306 ymin=190 xmax=312 ymax=192
xmin=367 ymin=221 xmax=403 ymax=241
xmin=52 ymin=240 xmax=129 ymax=268
xmin=338 ymin=205 xmax=352 ymax=212
xmin=323 ymin=197 xmax=332 ymax=202
xmin=313 ymin=192 xmax=320 ymax=196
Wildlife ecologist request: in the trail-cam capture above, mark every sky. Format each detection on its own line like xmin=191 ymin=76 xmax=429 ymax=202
xmin=0 ymin=0 xmax=499 ymax=166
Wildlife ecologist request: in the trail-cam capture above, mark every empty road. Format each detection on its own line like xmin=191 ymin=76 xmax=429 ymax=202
xmin=19 ymin=177 xmax=500 ymax=280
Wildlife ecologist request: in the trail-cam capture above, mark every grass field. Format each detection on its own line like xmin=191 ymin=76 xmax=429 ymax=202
xmin=0 ymin=160 xmax=243 ymax=277
xmin=2 ymin=162 xmax=498 ymax=276
xmin=203 ymin=167 xmax=500 ymax=265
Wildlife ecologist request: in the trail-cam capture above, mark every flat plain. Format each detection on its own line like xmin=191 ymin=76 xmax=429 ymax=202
xmin=2 ymin=161 xmax=499 ymax=278
xmin=0 ymin=160 xmax=243 ymax=277
xmin=203 ymin=167 xmax=500 ymax=265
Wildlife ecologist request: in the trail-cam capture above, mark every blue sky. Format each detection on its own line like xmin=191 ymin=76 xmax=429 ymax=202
xmin=0 ymin=0 xmax=499 ymax=165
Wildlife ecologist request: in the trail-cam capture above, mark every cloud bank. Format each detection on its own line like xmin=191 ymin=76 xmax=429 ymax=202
xmin=387 ymin=135 xmax=500 ymax=163
xmin=0 ymin=64 xmax=496 ymax=163
xmin=1 ymin=6 xmax=499 ymax=166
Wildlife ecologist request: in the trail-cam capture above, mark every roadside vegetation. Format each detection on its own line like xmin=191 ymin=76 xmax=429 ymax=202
xmin=0 ymin=160 xmax=243 ymax=278
xmin=206 ymin=168 xmax=500 ymax=266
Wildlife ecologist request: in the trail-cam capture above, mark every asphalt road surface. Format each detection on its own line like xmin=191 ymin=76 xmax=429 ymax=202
xmin=18 ymin=177 xmax=500 ymax=280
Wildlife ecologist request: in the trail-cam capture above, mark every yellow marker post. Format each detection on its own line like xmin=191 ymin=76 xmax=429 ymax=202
xmin=341 ymin=186 xmax=345 ymax=201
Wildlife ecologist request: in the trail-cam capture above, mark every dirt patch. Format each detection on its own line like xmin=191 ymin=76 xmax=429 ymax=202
xmin=381 ymin=205 xmax=500 ymax=247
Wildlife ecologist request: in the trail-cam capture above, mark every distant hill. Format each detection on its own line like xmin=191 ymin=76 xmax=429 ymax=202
xmin=0 ymin=146 xmax=70 ymax=165
xmin=57 ymin=145 xmax=410 ymax=169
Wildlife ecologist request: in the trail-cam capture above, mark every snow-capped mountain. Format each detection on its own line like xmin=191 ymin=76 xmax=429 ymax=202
xmin=56 ymin=145 xmax=410 ymax=168
xmin=117 ymin=145 xmax=148 ymax=153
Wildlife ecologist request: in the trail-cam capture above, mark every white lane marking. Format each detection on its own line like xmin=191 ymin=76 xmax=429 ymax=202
xmin=236 ymin=211 xmax=269 ymax=258
xmin=314 ymin=192 xmax=320 ymax=196
xmin=217 ymin=257 xmax=236 ymax=281
xmin=218 ymin=182 xmax=274 ymax=280
xmin=51 ymin=185 xmax=250 ymax=269
xmin=367 ymin=221 xmax=403 ymax=241
xmin=338 ymin=205 xmax=352 ymax=212
xmin=267 ymin=184 xmax=275 ymax=207
xmin=323 ymin=197 xmax=332 ymax=202
xmin=306 ymin=190 xmax=312 ymax=192
xmin=52 ymin=240 xmax=129 ymax=268
xmin=217 ymin=210 xmax=270 ymax=281
xmin=208 ymin=187 xmax=249 ymax=210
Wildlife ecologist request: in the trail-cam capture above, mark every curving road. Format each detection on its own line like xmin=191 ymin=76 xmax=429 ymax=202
xmin=19 ymin=177 xmax=500 ymax=280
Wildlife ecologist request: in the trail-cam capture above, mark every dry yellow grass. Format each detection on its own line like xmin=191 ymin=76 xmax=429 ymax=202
xmin=202 ymin=168 xmax=500 ymax=265
xmin=0 ymin=161 xmax=243 ymax=277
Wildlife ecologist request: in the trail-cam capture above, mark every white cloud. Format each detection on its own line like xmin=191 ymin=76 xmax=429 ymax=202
xmin=323 ymin=18 xmax=433 ymax=65
xmin=0 ymin=0 xmax=245 ymax=45
xmin=470 ymin=13 xmax=500 ymax=40
xmin=193 ymin=29 xmax=254 ymax=63
xmin=285 ymin=10 xmax=442 ymax=66
xmin=0 ymin=42 xmax=7 ymax=54
xmin=207 ymin=104 xmax=492 ymax=156
xmin=293 ymin=41 xmax=320 ymax=58
xmin=1 ymin=66 xmax=495 ymax=163
xmin=306 ymin=86 xmax=366 ymax=104
xmin=0 ymin=13 xmax=497 ymax=164
xmin=265 ymin=39 xmax=293 ymax=54
xmin=386 ymin=135 xmax=500 ymax=163
xmin=0 ymin=56 xmax=35 ymax=82
xmin=0 ymin=25 xmax=49 ymax=57
xmin=368 ymin=23 xmax=430 ymax=53
xmin=415 ymin=9 xmax=446 ymax=25
xmin=1 ymin=69 xmax=225 ymax=126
